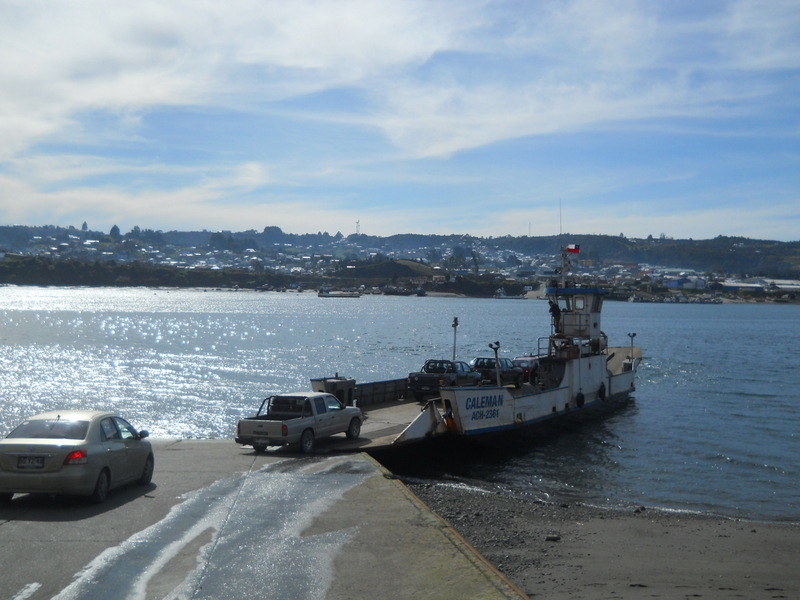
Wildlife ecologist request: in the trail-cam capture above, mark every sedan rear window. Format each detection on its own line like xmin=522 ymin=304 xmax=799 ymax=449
xmin=6 ymin=420 xmax=90 ymax=440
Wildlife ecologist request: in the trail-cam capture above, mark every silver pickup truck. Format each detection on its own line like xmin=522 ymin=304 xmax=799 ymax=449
xmin=235 ymin=392 xmax=363 ymax=453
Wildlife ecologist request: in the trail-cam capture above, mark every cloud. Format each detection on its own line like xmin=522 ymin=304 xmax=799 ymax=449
xmin=2 ymin=0 xmax=795 ymax=159
xmin=0 ymin=0 xmax=798 ymax=240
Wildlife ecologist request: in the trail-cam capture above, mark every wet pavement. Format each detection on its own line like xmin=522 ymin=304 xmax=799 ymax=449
xmin=0 ymin=439 xmax=527 ymax=600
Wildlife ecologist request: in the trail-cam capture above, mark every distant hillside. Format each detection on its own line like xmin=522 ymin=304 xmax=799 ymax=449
xmin=1 ymin=224 xmax=798 ymax=278
xmin=0 ymin=254 xmax=297 ymax=289
xmin=487 ymin=234 xmax=800 ymax=278
xmin=333 ymin=259 xmax=436 ymax=280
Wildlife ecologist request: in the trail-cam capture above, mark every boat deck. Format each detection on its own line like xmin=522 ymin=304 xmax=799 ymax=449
xmin=326 ymin=399 xmax=427 ymax=452
xmin=326 ymin=383 xmax=537 ymax=453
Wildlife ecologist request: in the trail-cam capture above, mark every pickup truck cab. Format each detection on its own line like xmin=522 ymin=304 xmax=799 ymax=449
xmin=407 ymin=359 xmax=482 ymax=401
xmin=235 ymin=392 xmax=363 ymax=453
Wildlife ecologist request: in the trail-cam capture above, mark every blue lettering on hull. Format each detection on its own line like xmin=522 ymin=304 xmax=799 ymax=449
xmin=465 ymin=395 xmax=504 ymax=410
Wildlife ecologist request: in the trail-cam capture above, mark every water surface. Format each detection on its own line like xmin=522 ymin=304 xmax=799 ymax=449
xmin=1 ymin=286 xmax=797 ymax=521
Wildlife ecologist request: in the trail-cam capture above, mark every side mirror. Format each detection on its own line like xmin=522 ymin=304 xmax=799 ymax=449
xmin=138 ymin=430 xmax=150 ymax=440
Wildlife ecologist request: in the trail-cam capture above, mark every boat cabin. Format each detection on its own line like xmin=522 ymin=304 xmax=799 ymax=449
xmin=543 ymin=284 xmax=609 ymax=361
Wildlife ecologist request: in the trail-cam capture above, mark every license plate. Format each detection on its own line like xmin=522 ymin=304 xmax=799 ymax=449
xmin=17 ymin=456 xmax=44 ymax=470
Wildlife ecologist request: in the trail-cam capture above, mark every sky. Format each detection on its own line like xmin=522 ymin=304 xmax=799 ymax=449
xmin=1 ymin=0 xmax=798 ymax=242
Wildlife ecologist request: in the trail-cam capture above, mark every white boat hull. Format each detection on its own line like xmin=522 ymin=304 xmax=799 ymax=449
xmin=441 ymin=370 xmax=635 ymax=438
xmin=393 ymin=345 xmax=640 ymax=445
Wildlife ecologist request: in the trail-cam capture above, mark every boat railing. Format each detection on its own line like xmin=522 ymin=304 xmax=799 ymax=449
xmin=540 ymin=335 xmax=603 ymax=360
xmin=311 ymin=376 xmax=409 ymax=407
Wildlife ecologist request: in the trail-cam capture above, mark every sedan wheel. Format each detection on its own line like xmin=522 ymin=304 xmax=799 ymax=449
xmin=91 ymin=470 xmax=110 ymax=504
xmin=138 ymin=454 xmax=154 ymax=486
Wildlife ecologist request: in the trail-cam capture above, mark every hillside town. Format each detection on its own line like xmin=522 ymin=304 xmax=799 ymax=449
xmin=1 ymin=224 xmax=798 ymax=302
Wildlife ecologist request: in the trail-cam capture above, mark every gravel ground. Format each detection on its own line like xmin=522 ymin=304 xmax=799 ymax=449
xmin=404 ymin=480 xmax=800 ymax=600
xmin=405 ymin=481 xmax=597 ymax=586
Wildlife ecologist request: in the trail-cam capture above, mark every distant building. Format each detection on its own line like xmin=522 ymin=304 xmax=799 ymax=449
xmin=664 ymin=276 xmax=707 ymax=290
xmin=718 ymin=280 xmax=764 ymax=293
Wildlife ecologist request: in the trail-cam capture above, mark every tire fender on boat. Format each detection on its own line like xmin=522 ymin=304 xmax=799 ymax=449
xmin=576 ymin=392 xmax=585 ymax=408
xmin=598 ymin=382 xmax=606 ymax=401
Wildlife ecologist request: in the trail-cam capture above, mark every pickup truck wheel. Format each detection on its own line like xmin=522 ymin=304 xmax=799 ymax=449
xmin=515 ymin=375 xmax=523 ymax=389
xmin=252 ymin=443 xmax=267 ymax=453
xmin=300 ymin=429 xmax=315 ymax=454
xmin=346 ymin=418 xmax=361 ymax=440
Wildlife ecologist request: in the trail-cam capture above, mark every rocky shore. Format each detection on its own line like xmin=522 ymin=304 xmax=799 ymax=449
xmin=405 ymin=481 xmax=800 ymax=599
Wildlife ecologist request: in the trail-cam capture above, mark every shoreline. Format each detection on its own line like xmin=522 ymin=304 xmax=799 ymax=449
xmin=406 ymin=481 xmax=800 ymax=599
xmin=3 ymin=283 xmax=797 ymax=303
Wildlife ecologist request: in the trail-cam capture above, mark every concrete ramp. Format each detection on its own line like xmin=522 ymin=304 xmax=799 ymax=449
xmin=1 ymin=440 xmax=527 ymax=600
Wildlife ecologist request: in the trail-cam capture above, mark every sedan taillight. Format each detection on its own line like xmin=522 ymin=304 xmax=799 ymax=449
xmin=64 ymin=449 xmax=88 ymax=465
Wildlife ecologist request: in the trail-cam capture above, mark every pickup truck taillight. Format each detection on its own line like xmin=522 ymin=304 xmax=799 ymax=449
xmin=439 ymin=376 xmax=445 ymax=386
xmin=281 ymin=424 xmax=288 ymax=437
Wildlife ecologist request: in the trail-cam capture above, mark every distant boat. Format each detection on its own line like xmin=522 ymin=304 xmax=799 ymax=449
xmin=493 ymin=287 xmax=526 ymax=299
xmin=318 ymin=289 xmax=361 ymax=298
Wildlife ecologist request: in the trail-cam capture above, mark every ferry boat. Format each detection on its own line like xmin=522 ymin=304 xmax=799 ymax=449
xmin=278 ymin=247 xmax=642 ymax=453
xmin=391 ymin=247 xmax=642 ymax=446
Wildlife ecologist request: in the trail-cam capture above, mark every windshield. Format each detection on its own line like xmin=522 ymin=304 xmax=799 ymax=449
xmin=6 ymin=419 xmax=90 ymax=440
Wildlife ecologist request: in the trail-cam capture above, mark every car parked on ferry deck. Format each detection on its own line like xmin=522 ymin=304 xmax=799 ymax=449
xmin=470 ymin=357 xmax=524 ymax=388
xmin=512 ymin=356 xmax=542 ymax=383
xmin=407 ymin=359 xmax=483 ymax=401
xmin=0 ymin=410 xmax=154 ymax=504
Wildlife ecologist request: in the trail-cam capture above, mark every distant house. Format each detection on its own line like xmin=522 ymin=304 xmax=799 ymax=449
xmin=760 ymin=279 xmax=800 ymax=292
xmin=718 ymin=280 xmax=764 ymax=293
xmin=664 ymin=276 xmax=707 ymax=290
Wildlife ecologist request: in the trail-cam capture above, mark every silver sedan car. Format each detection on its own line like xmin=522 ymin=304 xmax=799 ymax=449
xmin=0 ymin=410 xmax=154 ymax=504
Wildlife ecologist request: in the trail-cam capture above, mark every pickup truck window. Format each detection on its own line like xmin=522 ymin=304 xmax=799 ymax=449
xmin=267 ymin=396 xmax=308 ymax=417
xmin=424 ymin=361 xmax=449 ymax=373
xmin=473 ymin=358 xmax=494 ymax=369
xmin=325 ymin=396 xmax=344 ymax=411
xmin=314 ymin=397 xmax=327 ymax=415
